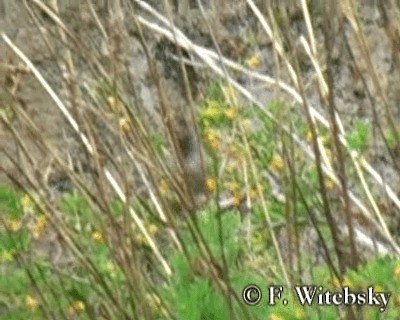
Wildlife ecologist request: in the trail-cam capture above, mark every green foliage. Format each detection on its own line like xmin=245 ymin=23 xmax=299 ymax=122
xmin=0 ymin=105 xmax=15 ymax=123
xmin=347 ymin=119 xmax=371 ymax=152
xmin=165 ymin=208 xmax=270 ymax=320
xmin=165 ymin=212 xmax=237 ymax=319
xmin=0 ymin=184 xmax=22 ymax=216
xmin=1 ymin=78 xmax=399 ymax=320
xmin=383 ymin=127 xmax=399 ymax=150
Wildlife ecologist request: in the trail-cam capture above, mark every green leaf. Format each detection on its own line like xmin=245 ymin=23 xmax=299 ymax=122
xmin=347 ymin=119 xmax=371 ymax=152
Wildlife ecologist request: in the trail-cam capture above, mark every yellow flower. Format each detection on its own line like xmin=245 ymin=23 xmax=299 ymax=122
xmin=245 ymin=54 xmax=260 ymax=68
xmin=228 ymin=143 xmax=245 ymax=160
xmin=294 ymin=306 xmax=305 ymax=319
xmin=159 ymin=179 xmax=169 ymax=196
xmin=251 ymin=232 xmax=263 ymax=246
xmin=393 ymin=263 xmax=400 ymax=279
xmin=147 ymin=223 xmax=159 ymax=235
xmin=270 ymin=313 xmax=284 ymax=320
xmin=242 ymin=118 xmax=253 ymax=130
xmin=119 ymin=117 xmax=131 ymax=134
xmin=21 ymin=194 xmax=33 ymax=209
xmin=331 ymin=276 xmax=351 ymax=288
xmin=226 ymin=181 xmax=240 ymax=192
xmin=202 ymin=106 xmax=221 ymax=119
xmin=32 ymin=215 xmax=48 ymax=239
xmin=331 ymin=277 xmax=340 ymax=287
xmin=105 ymin=260 xmax=117 ymax=277
xmin=68 ymin=300 xmax=85 ymax=315
xmin=224 ymin=107 xmax=237 ymax=120
xmin=374 ymin=284 xmax=384 ymax=292
xmin=226 ymin=161 xmax=238 ymax=174
xmin=270 ymin=154 xmax=284 ymax=171
xmin=25 ymin=295 xmax=39 ymax=310
xmin=135 ymin=233 xmax=148 ymax=246
xmin=202 ymin=119 xmax=211 ymax=127
xmin=0 ymin=249 xmax=15 ymax=262
xmin=232 ymin=192 xmax=242 ymax=207
xmin=91 ymin=230 xmax=105 ymax=244
xmin=206 ymin=176 xmax=217 ymax=192
xmin=6 ymin=217 xmax=22 ymax=232
xmin=325 ymin=178 xmax=335 ymax=190
xmin=249 ymin=188 xmax=258 ymax=200
xmin=306 ymin=129 xmax=313 ymax=142
xmin=107 ymin=96 xmax=124 ymax=113
xmin=206 ymin=99 xmax=220 ymax=109
xmin=306 ymin=130 xmax=329 ymax=144
xmin=342 ymin=277 xmax=352 ymax=287
xmin=205 ymin=129 xmax=220 ymax=150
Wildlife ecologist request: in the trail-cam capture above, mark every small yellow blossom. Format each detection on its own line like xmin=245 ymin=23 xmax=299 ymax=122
xmin=68 ymin=300 xmax=85 ymax=315
xmin=206 ymin=176 xmax=217 ymax=192
xmin=325 ymin=178 xmax=335 ymax=190
xmin=393 ymin=263 xmax=400 ymax=279
xmin=249 ymin=188 xmax=258 ymax=200
xmin=104 ymin=260 xmax=119 ymax=279
xmin=32 ymin=215 xmax=48 ymax=239
xmin=224 ymin=107 xmax=237 ymax=120
xmin=107 ymin=96 xmax=124 ymax=113
xmin=106 ymin=261 xmax=117 ymax=275
xmin=306 ymin=129 xmax=313 ymax=142
xmin=228 ymin=143 xmax=245 ymax=160
xmin=245 ymin=54 xmax=261 ymax=69
xmin=342 ymin=277 xmax=352 ymax=287
xmin=294 ymin=306 xmax=305 ymax=319
xmin=0 ymin=249 xmax=15 ymax=262
xmin=231 ymin=192 xmax=242 ymax=207
xmin=242 ymin=118 xmax=253 ymax=130
xmin=228 ymin=143 xmax=239 ymax=155
xmin=6 ymin=218 xmax=22 ymax=232
xmin=226 ymin=181 xmax=240 ymax=192
xmin=119 ymin=117 xmax=131 ymax=134
xmin=331 ymin=276 xmax=351 ymax=288
xmin=226 ymin=161 xmax=238 ymax=174
xmin=159 ymin=179 xmax=169 ymax=196
xmin=91 ymin=230 xmax=105 ymax=244
xmin=202 ymin=119 xmax=211 ymax=127
xmin=202 ymin=106 xmax=221 ymax=119
xmin=374 ymin=284 xmax=384 ymax=292
xmin=206 ymin=99 xmax=220 ymax=109
xmin=21 ymin=194 xmax=33 ymax=209
xmin=331 ymin=277 xmax=340 ymax=287
xmin=25 ymin=295 xmax=39 ymax=310
xmin=135 ymin=233 xmax=148 ymax=246
xmin=251 ymin=232 xmax=263 ymax=246
xmin=147 ymin=223 xmax=158 ymax=235
xmin=269 ymin=154 xmax=285 ymax=171
xmin=205 ymin=129 xmax=220 ymax=150
xmin=306 ymin=130 xmax=329 ymax=144
xmin=270 ymin=313 xmax=284 ymax=320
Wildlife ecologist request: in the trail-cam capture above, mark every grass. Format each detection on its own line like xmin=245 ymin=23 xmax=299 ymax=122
xmin=1 ymin=1 xmax=400 ymax=319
